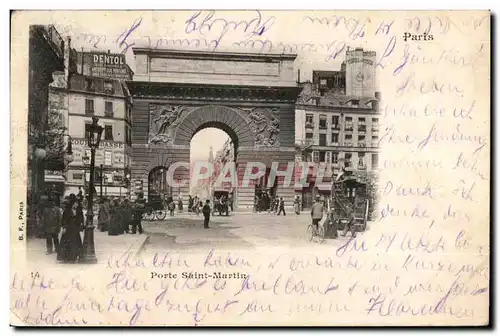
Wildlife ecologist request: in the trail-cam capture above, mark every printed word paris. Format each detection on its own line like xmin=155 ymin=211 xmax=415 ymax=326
xmin=403 ymin=32 xmax=434 ymax=42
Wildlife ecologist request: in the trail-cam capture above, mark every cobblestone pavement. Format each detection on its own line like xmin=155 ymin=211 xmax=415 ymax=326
xmin=141 ymin=212 xmax=375 ymax=253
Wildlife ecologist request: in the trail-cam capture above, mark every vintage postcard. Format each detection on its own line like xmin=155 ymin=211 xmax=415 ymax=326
xmin=10 ymin=10 xmax=490 ymax=326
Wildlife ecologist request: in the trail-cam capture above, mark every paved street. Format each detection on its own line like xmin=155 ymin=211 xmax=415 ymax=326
xmin=141 ymin=212 xmax=375 ymax=253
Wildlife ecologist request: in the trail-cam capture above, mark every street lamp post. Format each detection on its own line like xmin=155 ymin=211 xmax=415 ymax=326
xmin=80 ymin=116 xmax=103 ymax=264
xmin=100 ymin=164 xmax=104 ymax=198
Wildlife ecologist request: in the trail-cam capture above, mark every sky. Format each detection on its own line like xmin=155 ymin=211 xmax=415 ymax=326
xmin=190 ymin=128 xmax=230 ymax=162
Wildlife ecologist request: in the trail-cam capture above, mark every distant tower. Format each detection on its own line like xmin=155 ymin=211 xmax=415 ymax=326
xmin=208 ymin=146 xmax=215 ymax=164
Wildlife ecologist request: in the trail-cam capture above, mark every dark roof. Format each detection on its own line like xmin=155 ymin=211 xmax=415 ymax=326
xmin=69 ymin=74 xmax=128 ymax=97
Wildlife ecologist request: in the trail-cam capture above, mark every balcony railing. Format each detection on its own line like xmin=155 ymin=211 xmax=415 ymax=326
xmin=358 ymin=125 xmax=367 ymax=132
xmin=319 ymin=123 xmax=327 ymax=129
xmin=331 ymin=124 xmax=340 ymax=130
xmin=305 ymin=121 xmax=314 ymax=128
xmin=358 ymin=142 xmax=366 ymax=147
xmin=344 ymin=141 xmax=353 ymax=146
xmin=345 ymin=123 xmax=353 ymax=131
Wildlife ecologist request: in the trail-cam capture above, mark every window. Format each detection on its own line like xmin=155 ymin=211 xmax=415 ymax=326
xmin=332 ymin=115 xmax=340 ymax=128
xmin=319 ymin=151 xmax=326 ymax=162
xmin=104 ymin=81 xmax=114 ymax=94
xmin=104 ymin=125 xmax=113 ymax=140
xmin=85 ymin=79 xmax=95 ymax=91
xmin=105 ymin=101 xmax=113 ymax=117
xmin=319 ymin=115 xmax=327 ymax=129
xmin=331 ymin=133 xmax=339 ymax=144
xmin=84 ymin=123 xmax=92 ymax=138
xmin=345 ymin=116 xmax=353 ymax=130
xmin=358 ymin=153 xmax=365 ymax=168
xmin=319 ymin=134 xmax=327 ymax=146
xmin=332 ymin=152 xmax=339 ymax=164
xmin=305 ymin=114 xmax=314 ymax=127
xmin=305 ymin=132 xmax=313 ymax=139
xmin=85 ymin=99 xmax=94 ymax=114
xmin=345 ymin=134 xmax=353 ymax=143
xmin=345 ymin=153 xmax=352 ymax=167
xmin=358 ymin=117 xmax=366 ymax=132
xmin=73 ymin=172 xmax=83 ymax=180
xmin=313 ymin=151 xmax=319 ymax=163
xmin=372 ymin=153 xmax=379 ymax=169
xmin=358 ymin=135 xmax=366 ymax=147
xmin=372 ymin=135 xmax=379 ymax=146
xmin=372 ymin=117 xmax=379 ymax=129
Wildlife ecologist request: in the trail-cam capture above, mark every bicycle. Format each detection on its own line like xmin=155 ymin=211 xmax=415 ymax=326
xmin=307 ymin=223 xmax=325 ymax=243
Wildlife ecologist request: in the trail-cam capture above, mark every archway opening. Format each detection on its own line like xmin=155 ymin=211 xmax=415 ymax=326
xmin=189 ymin=125 xmax=237 ymax=205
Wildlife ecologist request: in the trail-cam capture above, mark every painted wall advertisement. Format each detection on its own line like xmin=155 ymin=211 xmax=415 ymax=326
xmin=70 ymin=139 xmax=127 ymax=168
xmin=90 ymin=52 xmax=129 ymax=79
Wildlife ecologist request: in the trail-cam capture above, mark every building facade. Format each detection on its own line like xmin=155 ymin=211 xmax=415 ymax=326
xmin=212 ymin=139 xmax=236 ymax=194
xmin=28 ymin=25 xmax=68 ymax=236
xmin=295 ymin=47 xmax=380 ymax=209
xmin=64 ymin=73 xmax=133 ymax=198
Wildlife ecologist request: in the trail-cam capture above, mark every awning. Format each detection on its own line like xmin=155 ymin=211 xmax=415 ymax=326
xmin=45 ymin=174 xmax=65 ymax=183
xmin=96 ymin=186 xmax=130 ymax=197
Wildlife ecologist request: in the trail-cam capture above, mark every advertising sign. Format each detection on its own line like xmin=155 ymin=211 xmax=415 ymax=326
xmin=90 ymin=52 xmax=129 ymax=79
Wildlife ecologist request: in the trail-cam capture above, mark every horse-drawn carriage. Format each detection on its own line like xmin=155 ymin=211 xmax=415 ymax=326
xmin=212 ymin=190 xmax=231 ymax=216
xmin=142 ymin=193 xmax=167 ymax=221
xmin=323 ymin=169 xmax=370 ymax=238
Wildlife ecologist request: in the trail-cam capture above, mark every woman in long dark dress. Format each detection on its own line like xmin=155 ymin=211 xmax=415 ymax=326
xmin=108 ymin=199 xmax=122 ymax=236
xmin=57 ymin=197 xmax=83 ymax=263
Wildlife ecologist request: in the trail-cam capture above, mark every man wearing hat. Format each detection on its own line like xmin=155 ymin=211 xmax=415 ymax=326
xmin=310 ymin=195 xmax=324 ymax=231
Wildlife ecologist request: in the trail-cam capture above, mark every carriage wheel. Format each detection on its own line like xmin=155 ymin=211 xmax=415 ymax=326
xmin=156 ymin=210 xmax=167 ymax=220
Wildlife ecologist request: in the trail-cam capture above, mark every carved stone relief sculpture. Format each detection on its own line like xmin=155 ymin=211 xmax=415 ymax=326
xmin=242 ymin=107 xmax=281 ymax=147
xmin=148 ymin=105 xmax=188 ymax=145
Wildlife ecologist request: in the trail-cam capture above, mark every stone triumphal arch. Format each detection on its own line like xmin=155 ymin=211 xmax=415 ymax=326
xmin=127 ymin=48 xmax=301 ymax=210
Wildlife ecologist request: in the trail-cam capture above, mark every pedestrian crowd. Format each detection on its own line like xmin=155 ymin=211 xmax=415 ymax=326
xmin=39 ymin=191 xmax=147 ymax=264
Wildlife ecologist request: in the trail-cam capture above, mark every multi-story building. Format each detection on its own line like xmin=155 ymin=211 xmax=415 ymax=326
xmin=295 ymin=47 xmax=380 ymax=209
xmin=28 ymin=25 xmax=68 ymax=236
xmin=63 ymin=52 xmax=133 ymax=198
xmin=213 ymin=139 xmax=236 ymax=193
